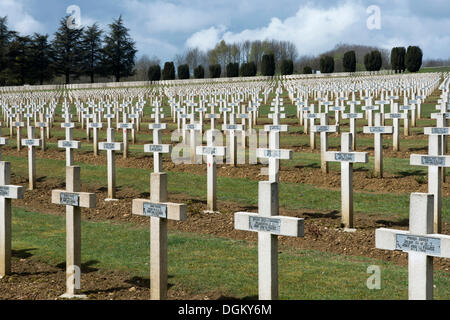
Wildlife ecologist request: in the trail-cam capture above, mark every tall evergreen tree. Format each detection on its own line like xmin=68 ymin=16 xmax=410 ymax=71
xmin=29 ymin=33 xmax=53 ymax=85
xmin=261 ymin=53 xmax=275 ymax=76
xmin=0 ymin=17 xmax=16 ymax=85
xmin=194 ymin=65 xmax=204 ymax=79
xmin=320 ymin=56 xmax=334 ymax=73
xmin=209 ymin=64 xmax=221 ymax=78
xmin=226 ymin=62 xmax=239 ymax=77
xmin=280 ymin=59 xmax=294 ymax=75
xmin=343 ymin=51 xmax=356 ymax=72
xmin=7 ymin=35 xmax=32 ymax=85
xmin=391 ymin=47 xmax=406 ymax=73
xmin=405 ymin=46 xmax=423 ymax=73
xmin=148 ymin=64 xmax=161 ymax=81
xmin=102 ymin=16 xmax=137 ymax=82
xmin=81 ymin=23 xmax=103 ymax=83
xmin=364 ymin=50 xmax=382 ymax=71
xmin=52 ymin=16 xmax=84 ymax=84
xmin=240 ymin=62 xmax=257 ymax=77
xmin=162 ymin=62 xmax=175 ymax=80
xmin=178 ymin=64 xmax=190 ymax=79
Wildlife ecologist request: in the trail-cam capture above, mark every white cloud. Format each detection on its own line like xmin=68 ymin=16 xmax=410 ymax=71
xmin=122 ymin=0 xmax=219 ymax=33
xmin=0 ymin=0 xmax=44 ymax=35
xmin=184 ymin=0 xmax=450 ymax=59
xmin=186 ymin=1 xmax=364 ymax=55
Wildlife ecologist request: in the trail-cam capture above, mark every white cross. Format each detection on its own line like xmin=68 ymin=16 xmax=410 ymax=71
xmin=99 ymin=128 xmax=123 ymax=200
xmin=234 ymin=181 xmax=304 ymax=300
xmin=376 ymin=193 xmax=450 ymax=300
xmin=325 ymin=133 xmax=368 ymax=229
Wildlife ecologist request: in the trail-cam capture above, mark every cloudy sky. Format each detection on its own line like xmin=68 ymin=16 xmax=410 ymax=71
xmin=1 ymin=0 xmax=449 ymax=61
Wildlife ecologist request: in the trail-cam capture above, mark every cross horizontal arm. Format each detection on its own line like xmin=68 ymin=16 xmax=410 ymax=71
xmin=410 ymin=155 xmax=450 ymax=167
xmin=234 ymin=212 xmax=304 ymax=237
xmin=376 ymin=228 xmax=450 ymax=258
xmin=363 ymin=126 xmax=393 ymax=134
xmin=99 ymin=142 xmax=123 ymax=151
xmin=325 ymin=152 xmax=368 ymax=163
xmin=132 ymin=199 xmax=186 ymax=221
xmin=51 ymin=190 xmax=96 ymax=208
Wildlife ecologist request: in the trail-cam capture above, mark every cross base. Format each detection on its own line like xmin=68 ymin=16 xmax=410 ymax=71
xmin=203 ymin=210 xmax=221 ymax=214
xmin=59 ymin=293 xmax=88 ymax=300
xmin=343 ymin=228 xmax=357 ymax=233
xmin=104 ymin=198 xmax=119 ymax=202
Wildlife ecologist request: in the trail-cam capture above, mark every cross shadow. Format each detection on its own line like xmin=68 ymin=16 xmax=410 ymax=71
xmin=354 ymin=167 xmax=369 ymax=172
xmin=186 ymin=198 xmax=207 ymax=205
xmin=82 ymin=286 xmax=131 ymax=295
xmin=36 ymin=176 xmax=47 ymax=182
xmin=376 ymin=218 xmax=409 ymax=227
xmin=397 ymin=170 xmax=426 ymax=177
xmin=12 ymin=248 xmax=36 ymax=259
xmin=55 ymin=260 xmax=100 ymax=273
xmin=408 ymin=147 xmax=427 ymax=152
xmin=139 ymin=192 xmax=150 ymax=198
xmin=124 ymin=275 xmax=174 ymax=289
xmin=295 ymin=163 xmax=320 ymax=169
xmin=303 ymin=210 xmax=339 ymax=220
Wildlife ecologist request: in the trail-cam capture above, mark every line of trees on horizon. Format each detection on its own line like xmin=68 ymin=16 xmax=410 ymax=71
xmin=0 ymin=15 xmax=137 ymax=86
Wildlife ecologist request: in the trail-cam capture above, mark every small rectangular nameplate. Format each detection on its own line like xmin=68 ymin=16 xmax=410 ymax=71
xmin=335 ymin=153 xmax=355 ymax=162
xmin=143 ymin=203 xmax=167 ymax=218
xmin=249 ymin=216 xmax=281 ymax=233
xmin=60 ymin=192 xmax=79 ymax=206
xmin=395 ymin=234 xmax=441 ymax=255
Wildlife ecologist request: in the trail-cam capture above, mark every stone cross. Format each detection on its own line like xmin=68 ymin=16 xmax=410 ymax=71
xmin=399 ymin=104 xmax=415 ymax=136
xmin=376 ymin=193 xmax=450 ymax=300
xmin=146 ymin=122 xmax=170 ymax=174
xmin=87 ymin=112 xmax=103 ymax=156
xmin=222 ymin=115 xmax=244 ymax=167
xmin=363 ymin=113 xmax=393 ymax=178
xmin=36 ymin=113 xmax=47 ymax=151
xmin=51 ymin=166 xmax=96 ymax=298
xmin=0 ymin=136 xmax=7 ymax=160
xmin=311 ymin=114 xmax=338 ymax=173
xmin=343 ymin=101 xmax=363 ymax=150
xmin=325 ymin=133 xmax=368 ymax=229
xmin=132 ymin=168 xmax=186 ymax=300
xmin=234 ymin=181 xmax=304 ymax=300
xmin=375 ymin=99 xmax=390 ymax=125
xmin=256 ymin=127 xmax=292 ymax=183
xmin=58 ymin=116 xmax=81 ymax=167
xmin=196 ymin=130 xmax=226 ymax=212
xmin=118 ymin=113 xmax=134 ymax=159
xmin=385 ymin=103 xmax=407 ymax=152
xmin=99 ymin=128 xmax=123 ymax=200
xmin=361 ymin=104 xmax=379 ymax=127
xmin=83 ymin=112 xmax=93 ymax=142
xmin=410 ymin=130 xmax=450 ymax=233
xmin=184 ymin=115 xmax=202 ymax=165
xmin=21 ymin=127 xmax=41 ymax=190
xmin=0 ymin=161 xmax=24 ymax=278
xmin=14 ymin=115 xmax=25 ymax=151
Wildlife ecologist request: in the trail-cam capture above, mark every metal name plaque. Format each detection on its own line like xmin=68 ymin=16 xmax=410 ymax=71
xmin=103 ymin=143 xmax=116 ymax=150
xmin=0 ymin=186 xmax=10 ymax=197
xmin=61 ymin=123 xmax=73 ymax=128
xmin=202 ymin=147 xmax=217 ymax=155
xmin=226 ymin=125 xmax=237 ymax=130
xmin=316 ymin=126 xmax=330 ymax=132
xmin=249 ymin=216 xmax=281 ymax=233
xmin=370 ymin=127 xmax=385 ymax=133
xmin=432 ymin=128 xmax=449 ymax=134
xmin=143 ymin=203 xmax=167 ymax=218
xmin=264 ymin=149 xmax=281 ymax=158
xmin=346 ymin=113 xmax=359 ymax=118
xmin=395 ymin=234 xmax=441 ymax=255
xmin=421 ymin=156 xmax=445 ymax=166
xmin=307 ymin=114 xmax=317 ymax=118
xmin=24 ymin=139 xmax=35 ymax=146
xmin=269 ymin=125 xmax=282 ymax=131
xmin=62 ymin=141 xmax=74 ymax=148
xmin=186 ymin=124 xmax=197 ymax=130
xmin=152 ymin=124 xmax=163 ymax=129
xmin=335 ymin=153 xmax=355 ymax=162
xmin=119 ymin=123 xmax=132 ymax=129
xmin=389 ymin=114 xmax=402 ymax=119
xmin=147 ymin=145 xmax=163 ymax=152
xmin=60 ymin=192 xmax=79 ymax=206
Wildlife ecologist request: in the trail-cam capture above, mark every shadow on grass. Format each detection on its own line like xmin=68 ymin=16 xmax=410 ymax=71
xmin=295 ymin=163 xmax=320 ymax=170
xmin=396 ymin=170 xmax=426 ymax=177
xmin=376 ymin=218 xmax=409 ymax=228
xmin=124 ymin=275 xmax=174 ymax=290
xmin=408 ymin=146 xmax=427 ymax=152
xmin=55 ymin=260 xmax=100 ymax=273
xmin=12 ymin=248 xmax=36 ymax=259
xmin=303 ymin=210 xmax=339 ymax=220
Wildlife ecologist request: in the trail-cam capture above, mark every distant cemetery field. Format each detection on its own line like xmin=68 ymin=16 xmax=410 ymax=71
xmin=0 ymin=71 xmax=449 ymax=300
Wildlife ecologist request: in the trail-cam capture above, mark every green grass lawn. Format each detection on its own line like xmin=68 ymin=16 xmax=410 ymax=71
xmin=11 ymin=208 xmax=450 ymax=300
